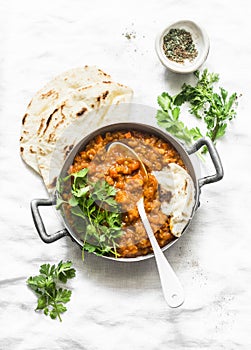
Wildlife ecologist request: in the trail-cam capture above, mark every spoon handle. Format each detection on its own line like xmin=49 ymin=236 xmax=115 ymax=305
xmin=137 ymin=198 xmax=184 ymax=308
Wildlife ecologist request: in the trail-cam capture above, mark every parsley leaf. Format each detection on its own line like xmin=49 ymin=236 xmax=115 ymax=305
xmin=27 ymin=261 xmax=76 ymax=322
xmin=157 ymin=94 xmax=194 ymax=144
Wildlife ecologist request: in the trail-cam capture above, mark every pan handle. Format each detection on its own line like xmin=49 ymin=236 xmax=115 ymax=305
xmin=186 ymin=137 xmax=224 ymax=188
xmin=30 ymin=198 xmax=68 ymax=243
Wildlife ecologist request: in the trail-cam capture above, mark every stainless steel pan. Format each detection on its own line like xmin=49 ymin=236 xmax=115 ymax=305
xmin=31 ymin=123 xmax=223 ymax=261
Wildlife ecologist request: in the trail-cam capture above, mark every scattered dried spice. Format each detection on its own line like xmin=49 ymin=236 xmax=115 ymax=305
xmin=163 ymin=28 xmax=198 ymax=63
xmin=122 ymin=31 xmax=136 ymax=40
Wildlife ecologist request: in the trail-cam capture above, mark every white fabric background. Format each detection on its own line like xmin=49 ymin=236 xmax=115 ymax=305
xmin=0 ymin=0 xmax=250 ymax=349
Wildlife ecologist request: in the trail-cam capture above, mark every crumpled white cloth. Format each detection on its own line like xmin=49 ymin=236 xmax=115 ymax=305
xmin=1 ymin=0 xmax=250 ymax=349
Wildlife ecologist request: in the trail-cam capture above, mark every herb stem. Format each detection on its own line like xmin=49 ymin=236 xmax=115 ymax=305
xmin=211 ymin=117 xmax=220 ymax=142
xmin=53 ymin=301 xmax=62 ymax=322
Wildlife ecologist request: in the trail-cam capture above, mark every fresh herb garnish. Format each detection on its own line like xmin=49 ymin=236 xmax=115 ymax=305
xmin=156 ymin=69 xmax=238 ymax=151
xmin=27 ymin=261 xmax=76 ymax=322
xmin=57 ymin=168 xmax=122 ymax=258
xmin=157 ymin=91 xmax=203 ymax=144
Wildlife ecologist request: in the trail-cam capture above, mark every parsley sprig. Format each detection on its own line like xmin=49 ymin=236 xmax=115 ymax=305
xmin=156 ymin=69 xmax=238 ymax=151
xmin=27 ymin=261 xmax=76 ymax=322
xmin=157 ymin=92 xmax=203 ymax=144
xmin=57 ymin=168 xmax=122 ymax=258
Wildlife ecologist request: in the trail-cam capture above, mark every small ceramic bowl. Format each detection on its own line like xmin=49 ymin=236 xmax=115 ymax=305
xmin=155 ymin=20 xmax=210 ymax=74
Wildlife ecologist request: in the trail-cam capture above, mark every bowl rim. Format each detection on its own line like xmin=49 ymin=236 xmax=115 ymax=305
xmin=155 ymin=19 xmax=210 ymax=74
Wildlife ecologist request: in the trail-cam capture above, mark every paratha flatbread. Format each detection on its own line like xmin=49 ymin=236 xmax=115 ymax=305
xmin=20 ymin=66 xmax=112 ymax=173
xmin=36 ymin=81 xmax=133 ymax=190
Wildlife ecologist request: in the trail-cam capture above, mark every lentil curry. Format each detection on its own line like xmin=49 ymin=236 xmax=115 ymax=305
xmin=59 ymin=130 xmax=188 ymax=258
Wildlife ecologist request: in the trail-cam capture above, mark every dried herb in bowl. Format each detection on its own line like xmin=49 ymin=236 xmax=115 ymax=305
xmin=163 ymin=28 xmax=198 ymax=63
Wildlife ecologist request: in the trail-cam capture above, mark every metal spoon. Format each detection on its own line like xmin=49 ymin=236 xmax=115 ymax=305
xmin=107 ymin=141 xmax=184 ymax=308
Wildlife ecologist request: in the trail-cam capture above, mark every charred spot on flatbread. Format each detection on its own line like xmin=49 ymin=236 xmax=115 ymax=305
xmin=27 ymin=100 xmax=32 ymax=108
xmin=37 ymin=118 xmax=45 ymax=135
xmin=29 ymin=146 xmax=36 ymax=154
xmin=48 ymin=133 xmax=56 ymax=143
xmin=41 ymin=90 xmax=58 ymax=99
xmin=78 ymin=85 xmax=94 ymax=91
xmin=184 ymin=179 xmax=188 ymax=191
xmin=102 ymin=91 xmax=109 ymax=100
xmin=96 ymin=91 xmax=109 ymax=103
xmin=76 ymin=107 xmax=88 ymax=117
xmin=42 ymin=108 xmax=59 ymax=135
xmin=22 ymin=113 xmax=28 ymax=125
xmin=98 ymin=69 xmax=109 ymax=77
xmin=102 ymin=81 xmax=112 ymax=84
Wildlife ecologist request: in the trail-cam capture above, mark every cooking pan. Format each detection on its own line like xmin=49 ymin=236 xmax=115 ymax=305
xmin=31 ymin=122 xmax=223 ymax=261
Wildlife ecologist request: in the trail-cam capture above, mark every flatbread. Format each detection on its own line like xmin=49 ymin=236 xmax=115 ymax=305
xmin=36 ymin=81 xmax=133 ymax=190
xmin=153 ymin=163 xmax=195 ymax=237
xmin=20 ymin=66 xmax=112 ymax=173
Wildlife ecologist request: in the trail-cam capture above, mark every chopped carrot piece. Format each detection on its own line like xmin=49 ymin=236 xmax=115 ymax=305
xmin=124 ymin=132 xmax=131 ymax=138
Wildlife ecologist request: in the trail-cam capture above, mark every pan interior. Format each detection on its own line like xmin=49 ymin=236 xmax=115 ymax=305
xmin=56 ymin=123 xmax=199 ymax=262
